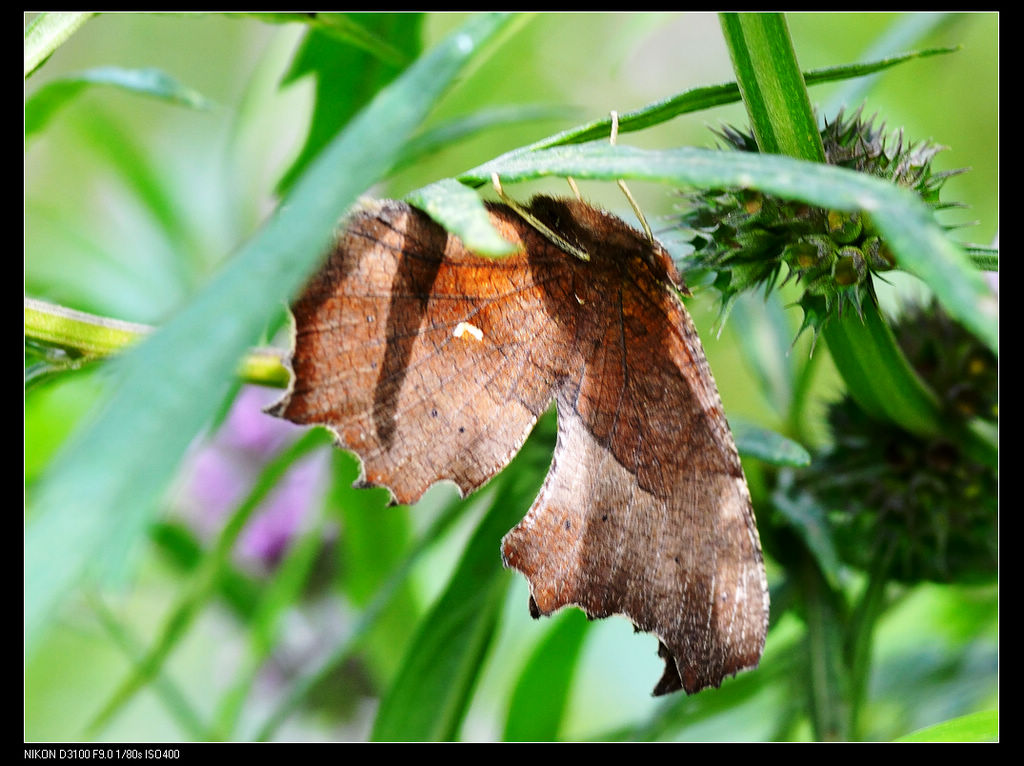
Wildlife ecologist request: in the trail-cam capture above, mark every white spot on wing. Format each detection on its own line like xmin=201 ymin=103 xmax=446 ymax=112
xmin=454 ymin=321 xmax=484 ymax=341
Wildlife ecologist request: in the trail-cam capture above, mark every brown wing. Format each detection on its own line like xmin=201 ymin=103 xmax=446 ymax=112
xmin=270 ymin=196 xmax=768 ymax=694
xmin=500 ymin=197 xmax=767 ymax=695
xmin=269 ymin=198 xmax=575 ymax=504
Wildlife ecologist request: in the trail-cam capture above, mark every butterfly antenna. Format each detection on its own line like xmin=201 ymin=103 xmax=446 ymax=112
xmin=566 ymin=176 xmax=583 ymax=201
xmin=491 ymin=172 xmax=590 ymax=262
xmin=609 ymin=111 xmax=654 ymax=243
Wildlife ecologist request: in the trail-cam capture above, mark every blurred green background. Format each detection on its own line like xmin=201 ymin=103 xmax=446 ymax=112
xmin=25 ymin=13 xmax=996 ymax=741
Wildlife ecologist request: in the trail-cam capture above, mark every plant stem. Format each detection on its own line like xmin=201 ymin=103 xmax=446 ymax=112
xmin=845 ymin=540 xmax=896 ymax=740
xmin=719 ymin=12 xmax=855 ymax=741
xmin=798 ymin=551 xmax=848 ymax=740
xmin=24 ymin=297 xmax=290 ymax=388
xmin=25 ymin=12 xmax=95 ymax=78
xmin=719 ymin=13 xmax=826 ymax=162
xmin=822 ymin=299 xmax=942 ymax=436
xmin=86 ymin=592 xmax=208 ymax=740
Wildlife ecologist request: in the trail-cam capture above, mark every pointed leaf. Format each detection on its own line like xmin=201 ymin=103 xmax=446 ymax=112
xmin=25 ymin=12 xmax=521 ymax=652
xmin=371 ymin=438 xmax=548 ymax=742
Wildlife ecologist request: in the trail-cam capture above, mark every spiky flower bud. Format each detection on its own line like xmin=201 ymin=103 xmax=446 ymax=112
xmin=799 ymin=302 xmax=996 ymax=583
xmin=680 ymin=108 xmax=962 ymax=337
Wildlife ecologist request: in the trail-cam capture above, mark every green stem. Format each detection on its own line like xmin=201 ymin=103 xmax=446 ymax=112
xmin=719 ymin=12 xmax=851 ymax=741
xmin=24 ymin=297 xmax=290 ymax=388
xmin=86 ymin=592 xmax=207 ymax=740
xmin=25 ymin=12 xmax=95 ymax=78
xmin=824 ymin=301 xmax=997 ymax=467
xmin=845 ymin=539 xmax=896 ymax=740
xmin=719 ymin=13 xmax=826 ymax=162
xmin=798 ymin=551 xmax=848 ymax=741
xmin=823 ymin=300 xmax=942 ymax=436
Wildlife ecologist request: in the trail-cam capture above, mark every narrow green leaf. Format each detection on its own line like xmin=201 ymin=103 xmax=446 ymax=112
xmin=24 ymin=11 xmax=95 ymax=78
xmin=458 ymin=144 xmax=996 ymax=354
xmin=895 ymin=709 xmax=998 ymax=742
xmin=275 ymin=13 xmax=423 ymax=195
xmin=771 ymin=479 xmax=843 ymax=589
xmin=404 ymin=178 xmax=519 ymax=256
xmin=483 ymin=49 xmax=955 ymax=160
xmin=87 ymin=594 xmax=207 ymax=740
xmin=964 ymin=245 xmax=998 ymax=271
xmin=26 ymin=67 xmax=212 ymax=139
xmin=332 ymin=450 xmax=411 ymax=606
xmin=395 ymin=103 xmax=579 ymax=173
xmin=330 ymin=449 xmax=419 ymax=684
xmin=865 ymin=207 xmax=997 ymax=353
xmin=86 ymin=428 xmax=329 ymax=737
xmin=503 ymin=610 xmax=589 ymax=742
xmin=254 ymin=483 xmax=473 ymax=741
xmin=236 ymin=12 xmax=416 ymax=68
xmin=25 ymin=12 xmax=521 ymax=653
xmin=731 ymin=419 xmax=811 ymax=467
xmin=371 ymin=438 xmax=549 ymax=742
xmin=372 ymin=574 xmax=507 ymax=742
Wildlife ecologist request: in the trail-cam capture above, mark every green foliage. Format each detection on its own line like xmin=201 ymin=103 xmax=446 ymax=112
xmin=25 ymin=12 xmax=996 ymax=742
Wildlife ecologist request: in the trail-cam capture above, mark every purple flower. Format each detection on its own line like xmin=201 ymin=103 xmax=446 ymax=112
xmin=177 ymin=385 xmax=328 ymax=570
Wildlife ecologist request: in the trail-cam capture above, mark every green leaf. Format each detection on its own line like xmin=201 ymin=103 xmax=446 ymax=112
xmin=24 ymin=11 xmax=95 ymax=78
xmin=458 ymin=143 xmax=996 ymax=354
xmin=731 ymin=419 xmax=811 ymax=467
xmin=86 ymin=428 xmax=329 ymax=737
xmin=395 ymin=103 xmax=580 ymax=173
xmin=771 ymin=478 xmax=843 ymax=589
xmin=964 ymin=245 xmax=998 ymax=271
xmin=895 ymin=709 xmax=997 ymax=742
xmin=25 ymin=11 xmax=522 ymax=653
xmin=371 ymin=436 xmax=549 ymax=742
xmin=405 ymin=178 xmax=519 ymax=256
xmin=503 ymin=610 xmax=589 ymax=742
xmin=26 ymin=67 xmax=212 ymax=139
xmin=235 ymin=12 xmax=416 ymax=68
xmin=331 ymin=449 xmax=419 ymax=682
xmin=483 ymin=48 xmax=956 ymax=159
xmin=88 ymin=594 xmax=207 ymax=740
xmin=275 ymin=13 xmax=423 ymax=195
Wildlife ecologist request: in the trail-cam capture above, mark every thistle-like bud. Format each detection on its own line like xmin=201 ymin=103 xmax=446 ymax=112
xmin=833 ymin=247 xmax=867 ymax=286
xmin=798 ymin=303 xmax=996 ymax=583
xmin=680 ymin=108 xmax=961 ymax=336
